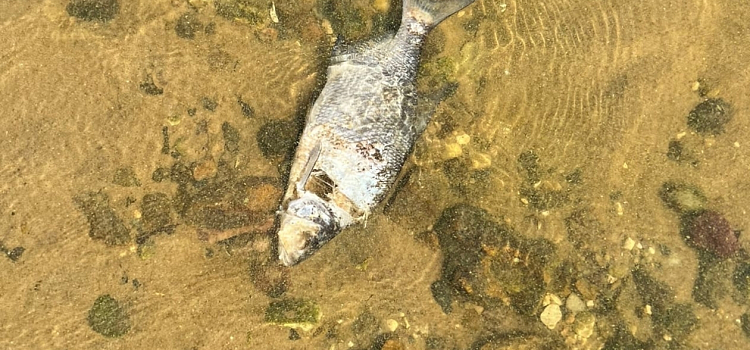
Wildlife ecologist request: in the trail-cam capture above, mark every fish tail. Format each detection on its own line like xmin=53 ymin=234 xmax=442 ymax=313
xmin=403 ymin=0 xmax=476 ymax=29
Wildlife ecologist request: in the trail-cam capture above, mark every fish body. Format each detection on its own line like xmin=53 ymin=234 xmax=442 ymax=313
xmin=277 ymin=0 xmax=476 ymax=266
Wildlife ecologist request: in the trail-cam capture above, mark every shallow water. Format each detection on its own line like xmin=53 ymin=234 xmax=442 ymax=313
xmin=1 ymin=0 xmax=749 ymax=349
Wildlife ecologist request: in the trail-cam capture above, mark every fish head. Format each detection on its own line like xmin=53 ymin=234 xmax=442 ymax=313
xmin=277 ymin=195 xmax=339 ymax=266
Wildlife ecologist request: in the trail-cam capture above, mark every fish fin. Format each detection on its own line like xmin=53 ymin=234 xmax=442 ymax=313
xmin=297 ymin=141 xmax=322 ymax=193
xmin=414 ymin=81 xmax=459 ymax=132
xmin=381 ymin=163 xmax=416 ymax=215
xmin=404 ymin=0 xmax=477 ymax=28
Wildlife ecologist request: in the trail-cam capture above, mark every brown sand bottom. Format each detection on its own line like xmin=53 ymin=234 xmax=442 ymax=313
xmin=1 ymin=0 xmax=750 ymax=349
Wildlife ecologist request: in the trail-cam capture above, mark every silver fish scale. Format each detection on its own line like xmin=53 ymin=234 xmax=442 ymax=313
xmin=299 ymin=26 xmax=426 ymax=210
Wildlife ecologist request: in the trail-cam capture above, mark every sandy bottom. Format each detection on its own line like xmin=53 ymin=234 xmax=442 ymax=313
xmin=1 ymin=0 xmax=749 ymax=349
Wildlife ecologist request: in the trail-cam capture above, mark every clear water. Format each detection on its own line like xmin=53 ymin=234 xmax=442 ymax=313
xmin=1 ymin=0 xmax=749 ymax=348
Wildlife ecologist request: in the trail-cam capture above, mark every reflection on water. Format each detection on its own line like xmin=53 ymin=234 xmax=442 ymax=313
xmin=1 ymin=0 xmax=749 ymax=348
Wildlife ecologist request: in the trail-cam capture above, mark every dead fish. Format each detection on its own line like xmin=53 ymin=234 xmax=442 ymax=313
xmin=277 ymin=0 xmax=477 ymax=266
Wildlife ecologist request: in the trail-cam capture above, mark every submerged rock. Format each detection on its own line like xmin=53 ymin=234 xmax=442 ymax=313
xmin=87 ymin=294 xmax=130 ymax=338
xmin=67 ymin=0 xmax=119 ymax=22
xmin=430 ymin=204 xmax=553 ymax=316
xmin=112 ymin=167 xmax=141 ymax=187
xmin=686 ymin=98 xmax=733 ymax=135
xmin=658 ymin=181 xmax=706 ymax=214
xmin=680 ymin=210 xmax=739 ymax=259
xmin=73 ymin=192 xmax=131 ymax=246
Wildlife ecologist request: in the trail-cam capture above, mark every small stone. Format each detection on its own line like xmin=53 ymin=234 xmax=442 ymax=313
xmin=687 ymin=98 xmax=733 ymax=135
xmin=67 ymin=0 xmax=119 ymax=22
xmin=113 ymin=167 xmax=141 ymax=187
xmin=659 ymin=181 xmax=707 ymax=214
xmin=371 ymin=0 xmax=390 ymax=12
xmin=73 ymin=192 xmax=131 ymax=246
xmin=573 ymin=312 xmax=596 ymax=339
xmin=139 ymin=76 xmax=163 ymax=95
xmin=680 ymin=210 xmax=738 ymax=258
xmin=623 ymin=237 xmax=636 ymax=251
xmin=543 ymin=293 xmax=562 ymax=306
xmin=386 ymin=319 xmax=399 ymax=332
xmin=455 ymin=132 xmax=471 ymax=145
xmin=5 ymin=246 xmax=25 ymax=262
xmin=540 ymin=304 xmax=562 ymax=329
xmin=202 ymin=97 xmax=218 ymax=111
xmin=565 ymin=293 xmax=586 ymax=313
xmin=175 ymin=12 xmax=202 ymax=39
xmin=615 ymin=202 xmax=624 ymax=216
xmin=87 ymin=294 xmax=130 ymax=337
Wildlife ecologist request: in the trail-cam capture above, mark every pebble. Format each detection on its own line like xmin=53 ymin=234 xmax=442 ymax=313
xmin=566 ymin=293 xmax=586 ymax=313
xmin=386 ymin=319 xmax=399 ymax=332
xmin=573 ymin=312 xmax=596 ymax=339
xmin=455 ymin=132 xmax=471 ymax=145
xmin=622 ymin=237 xmax=636 ymax=251
xmin=540 ymin=304 xmax=562 ymax=329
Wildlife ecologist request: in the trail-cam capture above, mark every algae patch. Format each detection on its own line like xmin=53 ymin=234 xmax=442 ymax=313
xmin=264 ymin=298 xmax=320 ymax=331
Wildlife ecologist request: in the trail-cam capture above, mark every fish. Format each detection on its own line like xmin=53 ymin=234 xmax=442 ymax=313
xmin=276 ymin=0 xmax=477 ymax=266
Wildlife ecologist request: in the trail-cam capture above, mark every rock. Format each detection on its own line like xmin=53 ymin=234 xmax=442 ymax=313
xmin=222 ymin=122 xmax=240 ymax=154
xmin=680 ymin=210 xmax=738 ymax=259
xmin=686 ymin=98 xmax=733 ymax=135
xmin=566 ymin=293 xmax=586 ymax=313
xmin=87 ymin=294 xmax=130 ymax=337
xmin=573 ymin=312 xmax=596 ymax=339
xmin=540 ymin=304 xmax=562 ymax=329
xmin=175 ymin=12 xmax=202 ymax=39
xmin=73 ymin=192 xmax=131 ymax=246
xmin=385 ymin=319 xmax=399 ymax=332
xmin=112 ymin=167 xmax=141 ymax=187
xmin=431 ymin=204 xmax=553 ymax=316
xmin=658 ymin=181 xmax=706 ymax=214
xmin=66 ymin=0 xmax=119 ymax=22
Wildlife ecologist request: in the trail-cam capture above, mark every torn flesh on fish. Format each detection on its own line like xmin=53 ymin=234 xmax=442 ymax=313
xmin=276 ymin=0 xmax=477 ymax=266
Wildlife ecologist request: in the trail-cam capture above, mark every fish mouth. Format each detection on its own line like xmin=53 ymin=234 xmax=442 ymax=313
xmin=276 ymin=200 xmax=339 ymax=266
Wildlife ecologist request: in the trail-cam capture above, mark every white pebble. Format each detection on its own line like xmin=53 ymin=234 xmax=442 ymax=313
xmin=540 ymin=304 xmax=562 ymax=329
xmin=622 ymin=237 xmax=635 ymax=250
xmin=386 ymin=319 xmax=399 ymax=332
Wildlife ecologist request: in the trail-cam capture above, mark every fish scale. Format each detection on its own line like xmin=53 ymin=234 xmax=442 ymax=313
xmin=277 ymin=0 xmax=477 ymax=266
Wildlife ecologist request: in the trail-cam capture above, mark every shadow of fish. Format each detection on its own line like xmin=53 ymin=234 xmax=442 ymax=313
xmin=277 ymin=0 xmax=477 ymax=266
